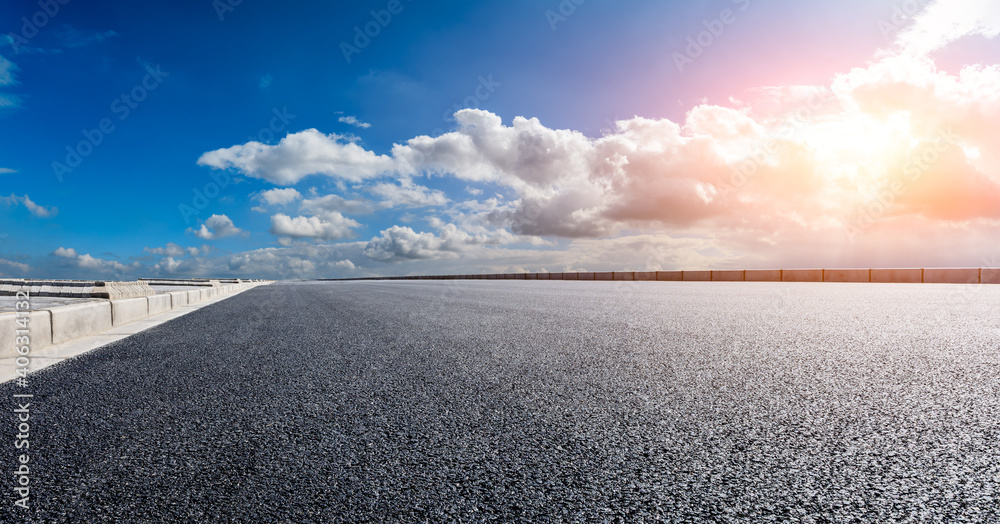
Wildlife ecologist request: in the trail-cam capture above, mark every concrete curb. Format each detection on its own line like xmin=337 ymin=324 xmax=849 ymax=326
xmin=2 ymin=281 xmax=272 ymax=359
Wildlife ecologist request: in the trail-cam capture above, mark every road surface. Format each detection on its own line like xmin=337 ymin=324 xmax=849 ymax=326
xmin=4 ymin=281 xmax=999 ymax=521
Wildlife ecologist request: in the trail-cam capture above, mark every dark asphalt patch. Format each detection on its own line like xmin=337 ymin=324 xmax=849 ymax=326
xmin=3 ymin=281 xmax=999 ymax=521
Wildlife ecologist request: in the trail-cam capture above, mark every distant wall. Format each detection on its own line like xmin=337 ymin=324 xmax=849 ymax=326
xmin=324 ymin=269 xmax=996 ymax=284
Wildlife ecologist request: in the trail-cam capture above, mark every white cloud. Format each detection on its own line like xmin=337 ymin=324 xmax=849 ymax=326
xmin=363 ymin=226 xmax=460 ymax=262
xmin=335 ymin=259 xmax=356 ymax=270
xmin=269 ymin=212 xmax=360 ymax=240
xmin=300 ymin=193 xmax=373 ymax=215
xmin=154 ymin=256 xmax=182 ymax=274
xmin=258 ymin=187 xmax=302 ymax=206
xmin=896 ymin=0 xmax=1000 ymax=56
xmin=338 ymin=115 xmax=371 ymax=129
xmin=1 ymin=194 xmax=57 ymax=217
xmin=144 ymin=242 xmax=199 ymax=257
xmin=50 ymin=247 xmax=135 ymax=275
xmin=368 ymin=178 xmax=448 ymax=208
xmin=198 ymin=129 xmax=395 ymax=185
xmin=0 ymin=257 xmax=29 ymax=274
xmin=188 ymin=214 xmax=246 ymax=240
xmin=361 ymin=222 xmax=514 ymax=262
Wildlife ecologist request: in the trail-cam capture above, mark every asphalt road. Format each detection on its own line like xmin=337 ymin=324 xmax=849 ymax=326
xmin=4 ymin=281 xmax=1000 ymax=522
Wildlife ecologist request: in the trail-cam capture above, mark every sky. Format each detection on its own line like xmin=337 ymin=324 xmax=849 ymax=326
xmin=2 ymin=0 xmax=1000 ymax=280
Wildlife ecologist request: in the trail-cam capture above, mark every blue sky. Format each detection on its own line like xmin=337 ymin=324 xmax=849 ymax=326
xmin=3 ymin=0 xmax=1000 ymax=279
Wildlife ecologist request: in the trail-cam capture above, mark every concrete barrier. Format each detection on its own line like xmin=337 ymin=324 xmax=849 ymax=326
xmin=745 ymin=270 xmax=781 ymax=282
xmin=781 ymin=269 xmax=822 ymax=282
xmin=634 ymin=271 xmax=656 ymax=281
xmin=186 ymin=289 xmax=200 ymax=303
xmin=594 ymin=272 xmax=613 ymax=281
xmin=111 ymin=297 xmax=149 ymax=326
xmin=981 ymin=268 xmax=1000 ymax=284
xmin=169 ymin=291 xmax=189 ymax=309
xmin=682 ymin=271 xmax=711 ymax=281
xmin=0 ymin=281 xmax=269 ymax=358
xmin=871 ymin=268 xmax=922 ymax=283
xmin=922 ymin=268 xmax=979 ymax=284
xmin=657 ymin=271 xmax=683 ymax=281
xmin=712 ymin=270 xmax=744 ymax=282
xmin=0 ymin=310 xmax=52 ymax=357
xmin=147 ymin=294 xmax=172 ymax=315
xmin=824 ymin=269 xmax=869 ymax=283
xmin=613 ymin=272 xmax=635 ymax=281
xmin=50 ymin=301 xmax=113 ymax=344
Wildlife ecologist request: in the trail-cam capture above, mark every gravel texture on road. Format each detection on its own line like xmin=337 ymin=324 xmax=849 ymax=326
xmin=3 ymin=281 xmax=1000 ymax=522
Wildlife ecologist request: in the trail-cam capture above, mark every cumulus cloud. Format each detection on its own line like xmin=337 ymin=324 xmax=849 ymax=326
xmin=188 ymin=214 xmax=246 ymax=240
xmin=1 ymin=194 xmax=57 ymax=217
xmin=300 ymin=193 xmax=374 ymax=215
xmin=269 ymin=212 xmax=360 ymax=240
xmin=257 ymin=187 xmax=302 ymax=206
xmin=338 ymin=115 xmax=371 ymax=129
xmin=368 ymin=178 xmax=448 ymax=208
xmin=362 ymin=222 xmax=515 ymax=262
xmin=0 ymin=257 xmax=29 ymax=275
xmin=198 ymin=129 xmax=395 ymax=185
xmin=50 ymin=247 xmax=136 ymax=275
xmin=363 ymin=226 xmax=460 ymax=261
